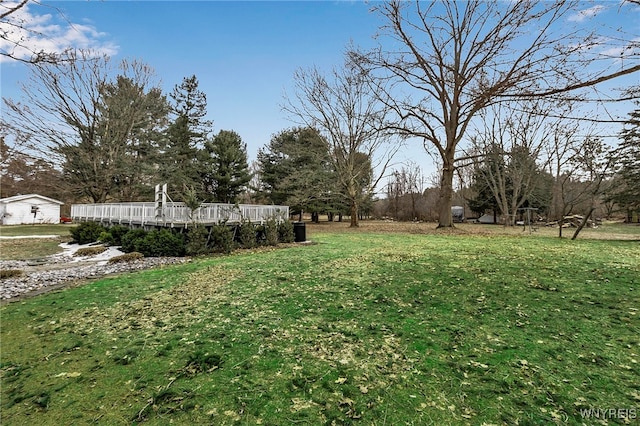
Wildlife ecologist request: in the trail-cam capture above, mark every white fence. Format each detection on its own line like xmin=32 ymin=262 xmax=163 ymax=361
xmin=71 ymin=202 xmax=289 ymax=226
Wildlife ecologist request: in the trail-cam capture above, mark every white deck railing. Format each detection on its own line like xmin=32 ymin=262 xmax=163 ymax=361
xmin=71 ymin=202 xmax=289 ymax=225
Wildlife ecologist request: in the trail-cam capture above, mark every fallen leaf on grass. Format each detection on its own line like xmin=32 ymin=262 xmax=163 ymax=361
xmin=290 ymin=398 xmax=318 ymax=412
xmin=54 ymin=372 xmax=81 ymax=378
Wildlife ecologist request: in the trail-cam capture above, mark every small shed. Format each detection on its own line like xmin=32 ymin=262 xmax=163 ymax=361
xmin=0 ymin=194 xmax=64 ymax=225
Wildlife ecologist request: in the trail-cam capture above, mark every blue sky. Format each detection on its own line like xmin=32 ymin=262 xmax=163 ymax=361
xmin=1 ymin=1 xmax=639 ymax=187
xmin=2 ymin=1 xmax=404 ymax=168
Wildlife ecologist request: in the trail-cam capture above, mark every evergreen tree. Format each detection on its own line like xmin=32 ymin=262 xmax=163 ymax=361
xmin=257 ymin=127 xmax=337 ymax=218
xmin=98 ymin=75 xmax=169 ymax=201
xmin=161 ymin=75 xmax=212 ymax=199
xmin=60 ymin=70 xmax=169 ymax=202
xmin=201 ymin=130 xmax=251 ymax=203
xmin=467 ymin=166 xmax=500 ymax=221
xmin=610 ymin=108 xmax=640 ymax=221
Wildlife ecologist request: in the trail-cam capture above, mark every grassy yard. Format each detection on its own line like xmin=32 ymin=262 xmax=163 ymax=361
xmin=1 ymin=227 xmax=639 ymax=425
xmin=0 ymin=225 xmax=75 ymax=260
xmin=0 ymin=224 xmax=75 ymax=238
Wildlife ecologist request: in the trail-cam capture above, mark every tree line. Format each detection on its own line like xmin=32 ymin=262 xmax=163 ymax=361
xmin=0 ymin=52 xmax=377 ymax=222
xmin=2 ymin=1 xmax=638 ymax=227
xmin=380 ymin=102 xmax=639 ymax=229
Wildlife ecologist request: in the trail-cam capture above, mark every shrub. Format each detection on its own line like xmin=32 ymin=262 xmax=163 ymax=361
xmin=108 ymin=225 xmax=131 ymax=246
xmin=121 ymin=229 xmax=148 ymax=253
xmin=135 ymin=229 xmax=185 ymax=257
xmin=255 ymin=224 xmax=265 ymax=246
xmin=74 ymin=246 xmax=107 ymax=257
xmin=210 ymin=223 xmax=233 ymax=254
xmin=98 ymin=231 xmax=114 ymax=245
xmin=186 ymin=224 xmax=209 ymax=256
xmin=278 ymin=220 xmax=295 ymax=243
xmin=108 ymin=252 xmax=144 ymax=264
xmin=0 ymin=269 xmax=23 ymax=279
xmin=264 ymin=219 xmax=279 ymax=246
xmin=237 ymin=220 xmax=257 ymax=249
xmin=70 ymin=222 xmax=106 ymax=244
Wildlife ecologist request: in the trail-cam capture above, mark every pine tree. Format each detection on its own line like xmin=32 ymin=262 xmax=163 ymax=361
xmin=257 ymin=127 xmax=337 ymax=218
xmin=161 ymin=75 xmax=212 ymax=199
xmin=201 ymin=130 xmax=251 ymax=204
xmin=98 ymin=75 xmax=169 ymax=201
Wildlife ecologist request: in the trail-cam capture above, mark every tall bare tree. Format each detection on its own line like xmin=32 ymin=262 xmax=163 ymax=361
xmin=284 ymin=59 xmax=398 ymax=227
xmin=352 ymin=0 xmax=640 ymax=228
xmin=2 ymin=50 xmax=167 ymax=202
xmin=2 ymin=49 xmax=106 ymax=163
xmin=385 ymin=162 xmax=425 ymax=221
xmin=470 ymin=101 xmax=556 ymax=226
xmin=1 ymin=0 xmax=55 ymax=63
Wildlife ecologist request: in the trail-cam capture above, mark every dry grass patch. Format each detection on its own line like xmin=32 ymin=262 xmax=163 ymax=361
xmin=73 ymin=245 xmax=107 ymax=257
xmin=0 ymin=269 xmax=23 ymax=279
xmin=108 ymin=252 xmax=144 ymax=263
xmin=63 ymin=265 xmax=243 ymax=336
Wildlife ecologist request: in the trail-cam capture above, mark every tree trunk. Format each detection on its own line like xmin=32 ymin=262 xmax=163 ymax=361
xmin=558 ymin=216 xmax=564 ymax=238
xmin=571 ymin=207 xmax=595 ymax=240
xmin=411 ymin=194 xmax=417 ymax=221
xmin=437 ymin=164 xmax=455 ymax=228
xmin=558 ymin=205 xmax=571 ymax=238
xmin=350 ymin=200 xmax=359 ymax=227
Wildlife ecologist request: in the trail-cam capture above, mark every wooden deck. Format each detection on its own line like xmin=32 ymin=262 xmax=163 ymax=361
xmin=71 ymin=202 xmax=289 ymax=229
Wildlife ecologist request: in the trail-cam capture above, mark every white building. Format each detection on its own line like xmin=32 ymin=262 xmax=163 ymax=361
xmin=0 ymin=194 xmax=64 ymax=225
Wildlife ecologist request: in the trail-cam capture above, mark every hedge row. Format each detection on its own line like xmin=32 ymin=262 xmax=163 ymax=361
xmin=70 ymin=220 xmax=295 ymax=257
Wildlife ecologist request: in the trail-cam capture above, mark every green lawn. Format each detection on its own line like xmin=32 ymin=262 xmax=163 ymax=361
xmin=1 ymin=231 xmax=639 ymax=425
xmin=0 ymin=224 xmax=75 ymax=237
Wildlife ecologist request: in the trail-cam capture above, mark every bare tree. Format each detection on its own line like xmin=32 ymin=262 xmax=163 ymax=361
xmin=1 ymin=1 xmax=81 ymax=64
xmin=2 ymin=49 xmax=109 ymax=165
xmin=352 ymin=0 xmax=640 ymax=228
xmin=544 ymin=121 xmax=615 ymax=238
xmin=470 ymin=101 xmax=556 ymax=226
xmin=386 ymin=162 xmax=425 ymax=221
xmin=284 ymin=58 xmax=398 ymax=227
xmin=2 ymin=50 xmax=167 ymax=202
xmin=569 ymin=137 xmax=615 ymax=239
xmin=545 ymin=119 xmax=584 ymax=236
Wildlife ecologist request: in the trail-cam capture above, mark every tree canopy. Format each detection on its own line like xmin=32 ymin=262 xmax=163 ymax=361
xmin=352 ymin=0 xmax=640 ymax=227
xmin=257 ymin=127 xmax=336 ymax=218
xmin=201 ymin=130 xmax=251 ymax=204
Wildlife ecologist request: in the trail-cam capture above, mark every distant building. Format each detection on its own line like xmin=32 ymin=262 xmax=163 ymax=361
xmin=0 ymin=194 xmax=64 ymax=225
xmin=477 ymin=211 xmax=501 ymax=224
xmin=451 ymin=205 xmax=465 ymax=223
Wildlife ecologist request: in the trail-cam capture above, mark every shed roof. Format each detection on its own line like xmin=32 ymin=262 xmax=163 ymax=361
xmin=0 ymin=194 xmax=64 ymax=205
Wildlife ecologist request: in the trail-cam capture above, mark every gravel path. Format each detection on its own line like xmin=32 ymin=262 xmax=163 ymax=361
xmin=1 ymin=242 xmax=187 ymax=302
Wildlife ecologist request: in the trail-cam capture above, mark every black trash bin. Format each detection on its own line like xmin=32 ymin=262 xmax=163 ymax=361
xmin=293 ymin=221 xmax=306 ymax=242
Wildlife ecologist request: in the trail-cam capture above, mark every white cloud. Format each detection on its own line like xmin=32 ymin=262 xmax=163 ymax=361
xmin=568 ymin=5 xmax=606 ymax=22
xmin=599 ymin=37 xmax=640 ymax=60
xmin=0 ymin=2 xmax=118 ymax=63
